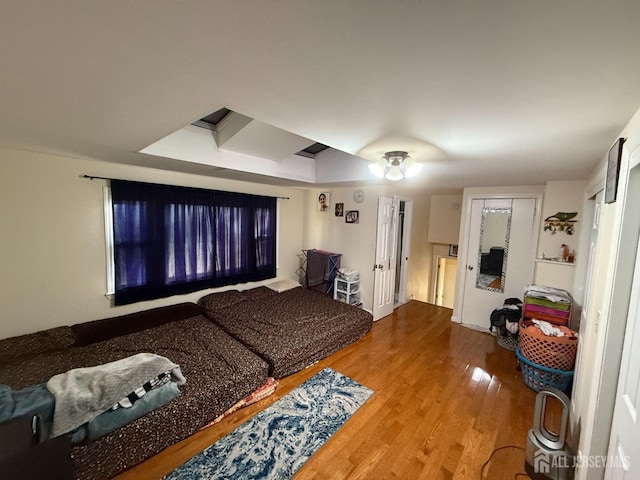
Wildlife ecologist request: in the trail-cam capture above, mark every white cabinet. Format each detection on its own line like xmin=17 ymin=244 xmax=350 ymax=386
xmin=334 ymin=276 xmax=361 ymax=306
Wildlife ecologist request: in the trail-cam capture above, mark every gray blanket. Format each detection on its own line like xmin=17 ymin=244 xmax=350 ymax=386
xmin=46 ymin=352 xmax=185 ymax=437
xmin=306 ymin=249 xmax=329 ymax=287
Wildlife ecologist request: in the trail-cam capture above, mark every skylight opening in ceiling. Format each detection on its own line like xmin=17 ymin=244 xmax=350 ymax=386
xmin=296 ymin=142 xmax=330 ymax=158
xmin=192 ymin=108 xmax=231 ymax=130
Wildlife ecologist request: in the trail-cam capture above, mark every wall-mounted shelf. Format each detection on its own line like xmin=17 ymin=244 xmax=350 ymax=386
xmin=536 ymin=258 xmax=575 ymax=267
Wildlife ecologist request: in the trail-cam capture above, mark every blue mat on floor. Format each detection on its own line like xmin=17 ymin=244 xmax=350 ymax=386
xmin=163 ymin=367 xmax=373 ymax=480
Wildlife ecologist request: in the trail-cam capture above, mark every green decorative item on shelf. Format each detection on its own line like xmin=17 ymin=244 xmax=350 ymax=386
xmin=545 ymin=212 xmax=577 ymax=222
xmin=544 ymin=212 xmax=578 ymax=235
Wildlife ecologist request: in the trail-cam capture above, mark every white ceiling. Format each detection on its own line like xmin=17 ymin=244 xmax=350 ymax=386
xmin=1 ymin=1 xmax=640 ymax=191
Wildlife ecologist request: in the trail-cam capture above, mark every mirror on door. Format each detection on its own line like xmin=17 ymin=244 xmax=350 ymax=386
xmin=476 ymin=207 xmax=512 ymax=292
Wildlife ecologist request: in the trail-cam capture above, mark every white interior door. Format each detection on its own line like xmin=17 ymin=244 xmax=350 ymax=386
xmin=460 ymin=197 xmax=539 ymax=330
xmin=372 ymin=196 xmax=398 ymax=321
xmin=605 ymin=231 xmax=640 ymax=479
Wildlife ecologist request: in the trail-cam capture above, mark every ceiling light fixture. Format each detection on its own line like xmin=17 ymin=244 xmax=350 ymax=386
xmin=368 ymin=151 xmax=423 ymax=181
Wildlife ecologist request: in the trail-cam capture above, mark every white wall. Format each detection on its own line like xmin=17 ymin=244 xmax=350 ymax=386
xmin=0 ymin=146 xmax=305 ymax=339
xmin=314 ymin=150 xmax=379 ymax=184
xmin=533 ymin=261 xmax=577 ymax=295
xmin=302 ymin=186 xmax=388 ymax=312
xmin=407 ymin=193 xmax=433 ymax=304
xmin=537 ymin=180 xmax=586 ymax=260
xmin=533 ymin=180 xmax=587 ymax=292
xmin=302 ymin=186 xmax=438 ymax=311
xmin=427 ymin=194 xmax=463 ymax=245
xmin=0 ymin=146 xmax=443 ymax=339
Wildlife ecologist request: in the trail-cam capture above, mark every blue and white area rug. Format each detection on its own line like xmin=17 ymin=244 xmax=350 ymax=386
xmin=164 ymin=368 xmax=373 ymax=480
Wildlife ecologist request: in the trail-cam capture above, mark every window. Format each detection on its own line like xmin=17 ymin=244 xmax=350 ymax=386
xmin=109 ymin=180 xmax=276 ymax=305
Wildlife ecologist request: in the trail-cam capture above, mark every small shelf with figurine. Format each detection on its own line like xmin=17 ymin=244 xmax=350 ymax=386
xmin=543 ymin=212 xmax=578 ymax=235
xmin=544 ymin=221 xmax=577 ymax=235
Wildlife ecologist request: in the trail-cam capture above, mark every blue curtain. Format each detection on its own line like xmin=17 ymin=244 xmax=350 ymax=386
xmin=111 ymin=180 xmax=277 ymax=305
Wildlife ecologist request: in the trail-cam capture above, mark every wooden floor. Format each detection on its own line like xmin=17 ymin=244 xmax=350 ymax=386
xmin=116 ymin=301 xmax=540 ymax=480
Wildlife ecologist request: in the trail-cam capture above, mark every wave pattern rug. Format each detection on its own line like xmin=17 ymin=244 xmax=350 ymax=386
xmin=164 ymin=367 xmax=373 ymax=480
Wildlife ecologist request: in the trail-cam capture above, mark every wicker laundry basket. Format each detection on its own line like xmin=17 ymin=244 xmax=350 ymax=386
xmin=519 ymin=322 xmax=578 ymax=371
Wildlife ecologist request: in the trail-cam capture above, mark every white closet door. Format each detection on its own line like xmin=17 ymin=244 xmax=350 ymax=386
xmin=372 ymin=196 xmax=398 ymax=321
xmin=460 ymin=197 xmax=539 ymax=330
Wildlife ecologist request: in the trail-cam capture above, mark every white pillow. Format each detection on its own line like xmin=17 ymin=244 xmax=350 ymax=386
xmin=266 ymin=279 xmax=301 ymax=293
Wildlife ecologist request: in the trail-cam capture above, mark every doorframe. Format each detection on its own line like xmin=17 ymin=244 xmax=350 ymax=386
xmin=585 ymin=139 xmax=640 ymax=479
xmin=451 ymin=189 xmax=543 ymax=324
xmin=431 ymin=254 xmax=457 ymax=306
xmin=396 ymin=197 xmax=413 ymax=305
xmin=429 ymin=253 xmax=450 ymax=305
xmin=432 ymin=254 xmax=446 ymax=305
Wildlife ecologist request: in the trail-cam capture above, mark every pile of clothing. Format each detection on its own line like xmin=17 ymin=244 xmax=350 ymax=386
xmin=489 ymin=298 xmax=522 ymax=350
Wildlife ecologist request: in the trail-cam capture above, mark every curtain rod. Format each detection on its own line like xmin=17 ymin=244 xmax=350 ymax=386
xmin=82 ymin=175 xmax=290 ymax=200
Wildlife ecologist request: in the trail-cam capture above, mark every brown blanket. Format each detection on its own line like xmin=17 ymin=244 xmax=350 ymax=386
xmin=0 ymin=315 xmax=269 ymax=480
xmin=200 ymin=286 xmax=372 ymax=378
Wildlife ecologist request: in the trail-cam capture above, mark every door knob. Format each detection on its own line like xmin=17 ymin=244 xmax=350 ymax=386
xmin=467 ymin=265 xmax=474 ymax=270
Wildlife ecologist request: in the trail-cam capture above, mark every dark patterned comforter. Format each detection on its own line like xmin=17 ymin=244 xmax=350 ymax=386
xmin=0 ymin=315 xmax=269 ymax=480
xmin=199 ymin=287 xmax=373 ymax=378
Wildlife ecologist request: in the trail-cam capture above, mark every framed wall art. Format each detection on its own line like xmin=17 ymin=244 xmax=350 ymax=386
xmin=318 ymin=192 xmax=330 ymax=212
xmin=345 ymin=210 xmax=359 ymax=224
xmin=605 ymin=137 xmax=625 ymax=204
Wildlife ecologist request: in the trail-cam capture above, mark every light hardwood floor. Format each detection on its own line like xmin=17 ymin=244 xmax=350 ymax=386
xmin=116 ymin=301 xmax=540 ymax=480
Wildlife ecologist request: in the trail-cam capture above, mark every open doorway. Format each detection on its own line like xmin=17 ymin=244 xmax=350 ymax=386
xmin=394 ymin=199 xmax=413 ymax=307
xmin=373 ymin=197 xmax=413 ymax=321
xmin=431 ymin=244 xmax=459 ymax=308
xmin=394 ymin=201 xmax=406 ymax=305
xmin=434 ymin=255 xmax=457 ymax=308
